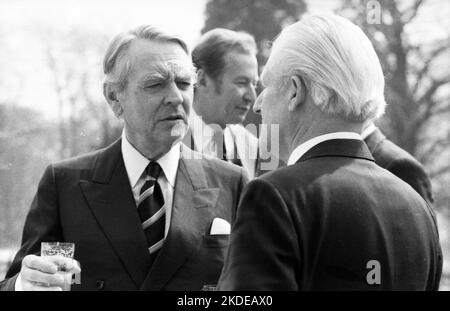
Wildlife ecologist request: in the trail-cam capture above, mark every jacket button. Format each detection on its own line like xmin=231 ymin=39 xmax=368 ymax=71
xmin=96 ymin=279 xmax=105 ymax=290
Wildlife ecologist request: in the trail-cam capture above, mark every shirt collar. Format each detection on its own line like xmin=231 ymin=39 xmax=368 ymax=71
xmin=121 ymin=130 xmax=180 ymax=188
xmin=360 ymin=123 xmax=377 ymax=139
xmin=287 ymin=132 xmax=363 ymax=165
xmin=189 ymin=109 xmax=213 ymax=149
xmin=190 ymin=109 xmax=231 ymax=150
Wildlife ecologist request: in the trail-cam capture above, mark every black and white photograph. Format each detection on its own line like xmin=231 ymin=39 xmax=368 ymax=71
xmin=0 ymin=0 xmax=449 ymax=296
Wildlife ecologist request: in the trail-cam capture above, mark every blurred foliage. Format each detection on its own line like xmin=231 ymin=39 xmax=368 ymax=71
xmin=0 ymin=28 xmax=122 ymax=248
xmin=41 ymin=27 xmax=123 ymax=157
xmin=0 ymin=104 xmax=58 ymax=247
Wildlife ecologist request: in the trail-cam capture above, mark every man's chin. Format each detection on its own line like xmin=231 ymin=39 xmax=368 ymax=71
xmin=161 ymin=134 xmax=183 ymax=150
xmin=228 ymin=114 xmax=247 ymax=126
xmin=169 ymin=122 xmax=188 ymax=141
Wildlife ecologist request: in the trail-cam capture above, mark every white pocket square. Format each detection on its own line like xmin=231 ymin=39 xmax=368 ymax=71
xmin=210 ymin=218 xmax=230 ymax=235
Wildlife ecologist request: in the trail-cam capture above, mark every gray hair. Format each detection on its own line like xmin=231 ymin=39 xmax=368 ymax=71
xmin=103 ymin=25 xmax=190 ymax=92
xmin=262 ymin=14 xmax=386 ymax=121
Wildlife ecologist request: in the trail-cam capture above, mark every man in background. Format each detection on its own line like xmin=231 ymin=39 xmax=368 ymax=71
xmin=361 ymin=121 xmax=434 ymax=205
xmin=185 ymin=28 xmax=260 ymax=178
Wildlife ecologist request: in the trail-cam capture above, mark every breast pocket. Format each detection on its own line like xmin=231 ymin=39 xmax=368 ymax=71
xmin=202 ymin=234 xmax=229 ymax=248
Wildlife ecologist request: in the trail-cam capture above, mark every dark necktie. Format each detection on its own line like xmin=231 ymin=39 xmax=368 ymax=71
xmin=222 ymin=134 xmax=242 ymax=167
xmin=137 ymin=161 xmax=165 ymax=263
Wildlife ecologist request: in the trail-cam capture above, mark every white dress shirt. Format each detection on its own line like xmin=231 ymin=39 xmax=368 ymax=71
xmin=121 ymin=130 xmax=180 ymax=238
xmin=287 ymin=132 xmax=363 ymax=165
xmin=360 ymin=123 xmax=377 ymax=139
xmin=189 ymin=110 xmax=236 ymax=160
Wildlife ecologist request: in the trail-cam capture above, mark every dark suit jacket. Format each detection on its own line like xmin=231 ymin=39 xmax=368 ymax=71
xmin=0 ymin=139 xmax=248 ymax=291
xmin=364 ymin=128 xmax=433 ymax=205
xmin=218 ymin=139 xmax=442 ymax=290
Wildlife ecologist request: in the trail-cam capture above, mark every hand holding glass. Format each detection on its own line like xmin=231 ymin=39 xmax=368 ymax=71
xmin=40 ymin=242 xmax=78 ymax=291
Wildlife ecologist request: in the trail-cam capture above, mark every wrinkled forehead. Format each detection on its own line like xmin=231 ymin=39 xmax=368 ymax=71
xmin=148 ymin=60 xmax=196 ymax=80
xmin=128 ymin=40 xmax=196 ymax=79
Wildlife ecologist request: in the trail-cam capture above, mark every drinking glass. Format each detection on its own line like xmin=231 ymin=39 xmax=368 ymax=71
xmin=40 ymin=242 xmax=76 ymax=291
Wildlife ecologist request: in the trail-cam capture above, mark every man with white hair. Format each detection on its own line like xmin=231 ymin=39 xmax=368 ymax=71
xmin=218 ymin=14 xmax=442 ymax=290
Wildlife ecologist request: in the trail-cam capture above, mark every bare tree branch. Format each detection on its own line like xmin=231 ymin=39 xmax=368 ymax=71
xmin=430 ymin=163 xmax=450 ymax=178
xmin=46 ymin=47 xmax=69 ymax=158
xmin=412 ymin=39 xmax=450 ymax=94
xmin=414 ymin=100 xmax=442 ymax=132
xmin=418 ymin=77 xmax=450 ymax=105
xmin=419 ymin=134 xmax=450 ymax=164
xmin=433 ymin=105 xmax=450 ymax=116
xmin=402 ymin=0 xmax=425 ymax=23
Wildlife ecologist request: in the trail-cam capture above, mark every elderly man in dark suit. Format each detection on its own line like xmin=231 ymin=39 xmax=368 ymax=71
xmin=361 ymin=121 xmax=434 ymax=205
xmin=1 ymin=25 xmax=247 ymax=291
xmin=218 ymin=14 xmax=442 ymax=290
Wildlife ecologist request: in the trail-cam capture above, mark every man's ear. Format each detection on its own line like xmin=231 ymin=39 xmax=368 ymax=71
xmin=196 ymin=69 xmax=207 ymax=88
xmin=103 ymin=83 xmax=123 ymax=118
xmin=287 ymin=75 xmax=306 ymax=112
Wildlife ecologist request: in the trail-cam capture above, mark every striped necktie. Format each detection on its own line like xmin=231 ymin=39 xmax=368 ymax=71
xmin=137 ymin=161 xmax=165 ymax=262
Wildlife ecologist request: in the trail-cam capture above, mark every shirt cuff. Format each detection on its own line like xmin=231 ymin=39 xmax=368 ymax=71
xmin=14 ymin=274 xmax=23 ymax=291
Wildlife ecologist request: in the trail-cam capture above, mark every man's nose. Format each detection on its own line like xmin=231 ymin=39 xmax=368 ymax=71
xmin=244 ymin=85 xmax=257 ymax=104
xmin=253 ymin=94 xmax=262 ymax=114
xmin=164 ymin=82 xmax=184 ymax=105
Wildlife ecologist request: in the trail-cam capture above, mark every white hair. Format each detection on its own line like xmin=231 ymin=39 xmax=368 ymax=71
xmin=103 ymin=25 xmax=191 ymax=92
xmin=262 ymin=13 xmax=386 ymax=121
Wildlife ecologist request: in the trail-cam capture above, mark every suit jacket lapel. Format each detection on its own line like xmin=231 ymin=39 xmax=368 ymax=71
xmin=182 ymin=127 xmax=196 ymax=152
xmin=140 ymin=145 xmax=220 ymax=290
xmin=79 ymin=138 xmax=152 ymax=288
xmin=298 ymin=139 xmax=375 ymax=163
